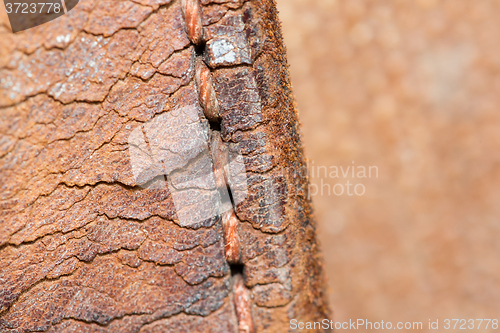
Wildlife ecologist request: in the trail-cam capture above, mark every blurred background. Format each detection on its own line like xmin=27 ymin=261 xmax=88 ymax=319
xmin=275 ymin=0 xmax=500 ymax=331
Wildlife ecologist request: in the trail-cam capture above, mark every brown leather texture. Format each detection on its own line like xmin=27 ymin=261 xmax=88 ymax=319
xmin=0 ymin=0 xmax=329 ymax=332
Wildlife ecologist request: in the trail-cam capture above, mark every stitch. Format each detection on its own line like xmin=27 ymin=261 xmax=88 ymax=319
xmin=196 ymin=58 xmax=220 ymax=122
xmin=222 ymin=210 xmax=240 ymax=263
xmin=233 ymin=274 xmax=255 ymax=333
xmin=182 ymin=0 xmax=204 ymax=46
xmin=210 ymin=131 xmax=228 ymax=190
xmin=210 ymin=131 xmax=240 ymax=263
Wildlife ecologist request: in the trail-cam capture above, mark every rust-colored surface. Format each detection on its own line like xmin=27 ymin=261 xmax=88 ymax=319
xmin=0 ymin=0 xmax=328 ymax=332
xmin=276 ymin=0 xmax=500 ymax=330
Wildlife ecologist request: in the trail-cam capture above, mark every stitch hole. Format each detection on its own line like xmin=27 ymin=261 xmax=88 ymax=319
xmin=195 ymin=41 xmax=206 ymax=56
xmin=230 ymin=263 xmax=244 ymax=277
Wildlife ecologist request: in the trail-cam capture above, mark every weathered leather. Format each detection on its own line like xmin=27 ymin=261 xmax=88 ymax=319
xmin=0 ymin=0 xmax=329 ymax=332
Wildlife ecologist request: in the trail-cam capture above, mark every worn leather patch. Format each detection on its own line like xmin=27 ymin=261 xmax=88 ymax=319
xmin=0 ymin=0 xmax=329 ymax=331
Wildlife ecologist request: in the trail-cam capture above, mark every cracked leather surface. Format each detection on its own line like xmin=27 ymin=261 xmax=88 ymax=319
xmin=0 ymin=0 xmax=329 ymax=332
